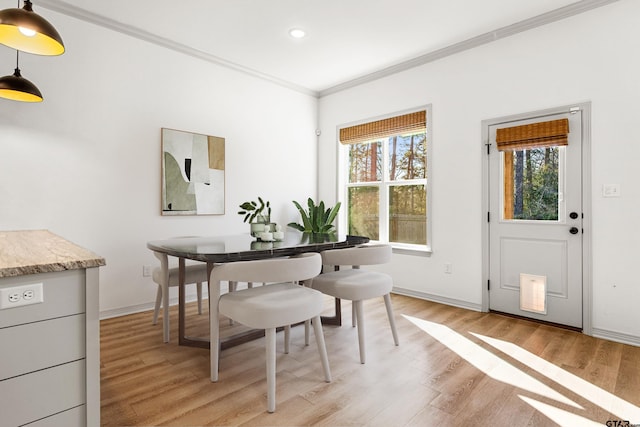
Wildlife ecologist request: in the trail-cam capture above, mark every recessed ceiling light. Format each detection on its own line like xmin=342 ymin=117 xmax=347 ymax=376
xmin=289 ymin=28 xmax=306 ymax=39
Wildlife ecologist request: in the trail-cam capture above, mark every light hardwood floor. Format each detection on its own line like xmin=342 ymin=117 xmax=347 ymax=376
xmin=100 ymin=294 xmax=640 ymax=426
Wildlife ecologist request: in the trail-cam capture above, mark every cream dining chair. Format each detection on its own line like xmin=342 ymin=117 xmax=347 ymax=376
xmin=308 ymin=244 xmax=399 ymax=364
xmin=152 ymin=251 xmax=208 ymax=343
xmin=209 ymin=252 xmax=331 ymax=413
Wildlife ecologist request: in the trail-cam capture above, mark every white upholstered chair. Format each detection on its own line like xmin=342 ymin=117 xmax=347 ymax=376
xmin=152 ymin=251 xmax=208 ymax=343
xmin=209 ymin=253 xmax=331 ymax=413
xmin=309 ymin=244 xmax=399 ymax=364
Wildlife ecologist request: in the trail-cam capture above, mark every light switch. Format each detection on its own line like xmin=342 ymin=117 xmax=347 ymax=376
xmin=602 ymin=184 xmax=621 ymax=197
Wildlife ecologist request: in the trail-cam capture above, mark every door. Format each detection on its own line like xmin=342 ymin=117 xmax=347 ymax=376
xmin=488 ymin=110 xmax=583 ymax=328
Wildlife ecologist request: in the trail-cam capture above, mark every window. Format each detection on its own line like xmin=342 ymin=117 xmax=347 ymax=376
xmin=502 ymin=146 xmax=562 ymax=221
xmin=338 ymin=108 xmax=431 ymax=251
xmin=496 ymin=118 xmax=568 ymax=222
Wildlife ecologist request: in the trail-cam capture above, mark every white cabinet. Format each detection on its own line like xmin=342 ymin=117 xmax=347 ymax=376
xmin=0 ymin=231 xmax=103 ymax=427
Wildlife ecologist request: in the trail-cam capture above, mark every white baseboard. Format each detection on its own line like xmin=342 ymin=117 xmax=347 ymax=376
xmin=591 ymin=328 xmax=640 ymax=347
xmin=392 ymin=287 xmax=483 ymax=312
xmin=100 ymin=294 xmax=208 ymax=320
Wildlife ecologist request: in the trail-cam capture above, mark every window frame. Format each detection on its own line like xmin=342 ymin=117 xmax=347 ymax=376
xmin=336 ymin=105 xmax=433 ymax=255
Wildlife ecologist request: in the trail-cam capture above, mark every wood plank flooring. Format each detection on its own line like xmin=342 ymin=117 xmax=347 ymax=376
xmin=100 ymin=294 xmax=640 ymax=426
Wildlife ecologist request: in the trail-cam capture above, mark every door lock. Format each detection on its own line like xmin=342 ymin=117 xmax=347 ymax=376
xmin=569 ymin=212 xmax=579 ymax=219
xmin=569 ymin=227 xmax=579 ymax=234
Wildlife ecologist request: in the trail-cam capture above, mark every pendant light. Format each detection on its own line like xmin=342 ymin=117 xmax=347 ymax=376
xmin=0 ymin=0 xmax=64 ymax=56
xmin=0 ymin=50 xmax=43 ymax=102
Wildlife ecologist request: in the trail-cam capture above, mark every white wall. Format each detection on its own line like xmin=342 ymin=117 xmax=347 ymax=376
xmin=318 ymin=0 xmax=640 ymax=344
xmin=0 ymin=12 xmax=319 ymax=315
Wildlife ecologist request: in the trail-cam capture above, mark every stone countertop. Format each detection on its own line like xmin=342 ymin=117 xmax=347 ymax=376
xmin=0 ymin=230 xmax=106 ymax=278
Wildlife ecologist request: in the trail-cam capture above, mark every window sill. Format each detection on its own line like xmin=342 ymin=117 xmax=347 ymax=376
xmin=392 ymin=244 xmax=432 ymax=257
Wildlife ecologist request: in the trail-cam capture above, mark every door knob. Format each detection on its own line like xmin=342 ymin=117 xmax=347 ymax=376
xmin=569 ymin=227 xmax=579 ymax=234
xmin=569 ymin=212 xmax=579 ymax=219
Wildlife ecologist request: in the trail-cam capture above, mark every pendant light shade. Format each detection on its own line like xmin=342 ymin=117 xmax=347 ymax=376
xmin=0 ymin=51 xmax=43 ymax=102
xmin=0 ymin=0 xmax=64 ymax=56
xmin=0 ymin=67 xmax=42 ymax=102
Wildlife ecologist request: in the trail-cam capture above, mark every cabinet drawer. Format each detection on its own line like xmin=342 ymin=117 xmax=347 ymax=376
xmin=26 ymin=404 xmax=86 ymax=427
xmin=0 ymin=269 xmax=85 ymax=328
xmin=0 ymin=314 xmax=85 ymax=380
xmin=0 ymin=360 xmax=85 ymax=427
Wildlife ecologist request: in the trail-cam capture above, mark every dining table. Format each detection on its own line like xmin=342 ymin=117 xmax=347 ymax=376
xmin=147 ymin=231 xmax=369 ymax=349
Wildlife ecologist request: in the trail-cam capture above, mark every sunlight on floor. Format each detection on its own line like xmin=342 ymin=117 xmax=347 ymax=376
xmin=519 ymin=395 xmax=604 ymax=427
xmin=403 ymin=315 xmax=581 ymax=408
xmin=471 ymin=332 xmax=640 ymax=421
xmin=403 ymin=315 xmax=640 ymax=426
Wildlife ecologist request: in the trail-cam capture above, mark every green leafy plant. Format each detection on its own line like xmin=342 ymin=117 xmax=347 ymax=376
xmin=287 ymin=198 xmax=341 ymax=233
xmin=238 ymin=197 xmax=271 ymax=223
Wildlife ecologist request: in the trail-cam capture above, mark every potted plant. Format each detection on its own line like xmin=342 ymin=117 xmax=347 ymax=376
xmin=287 ymin=198 xmax=341 ymax=234
xmin=238 ymin=197 xmax=273 ymax=236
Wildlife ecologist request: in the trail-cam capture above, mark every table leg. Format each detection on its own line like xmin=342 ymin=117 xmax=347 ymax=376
xmin=320 ymin=265 xmax=342 ymax=326
xmin=321 ymin=298 xmax=342 ymax=325
xmin=178 ymin=257 xmax=186 ymax=346
xmin=177 ymin=258 xmax=211 ymax=348
xmin=206 ymin=263 xmax=214 ymax=320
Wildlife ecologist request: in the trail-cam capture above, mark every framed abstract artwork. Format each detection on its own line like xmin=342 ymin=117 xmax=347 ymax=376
xmin=161 ymin=128 xmax=225 ymax=215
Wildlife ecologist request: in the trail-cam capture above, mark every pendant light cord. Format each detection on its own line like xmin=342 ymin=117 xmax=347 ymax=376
xmin=14 ymin=0 xmax=20 ymax=71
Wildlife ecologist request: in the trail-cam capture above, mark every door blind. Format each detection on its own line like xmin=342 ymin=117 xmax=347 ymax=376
xmin=496 ymin=118 xmax=569 ymax=151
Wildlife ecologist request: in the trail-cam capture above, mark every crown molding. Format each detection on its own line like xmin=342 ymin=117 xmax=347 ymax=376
xmin=36 ymin=0 xmax=318 ymax=97
xmin=37 ymin=0 xmax=619 ymax=99
xmin=318 ymin=0 xmax=620 ymax=97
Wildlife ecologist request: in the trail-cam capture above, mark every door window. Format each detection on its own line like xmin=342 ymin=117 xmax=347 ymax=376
xmin=501 ymin=146 xmax=564 ymax=221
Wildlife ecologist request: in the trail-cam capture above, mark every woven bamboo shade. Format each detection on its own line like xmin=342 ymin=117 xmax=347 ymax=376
xmin=340 ymin=110 xmax=426 ymax=145
xmin=496 ymin=118 xmax=569 ymax=151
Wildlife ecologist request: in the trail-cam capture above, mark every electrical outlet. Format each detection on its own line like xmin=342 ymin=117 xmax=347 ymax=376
xmin=143 ymin=265 xmax=152 ymax=277
xmin=0 ymin=283 xmax=44 ymax=309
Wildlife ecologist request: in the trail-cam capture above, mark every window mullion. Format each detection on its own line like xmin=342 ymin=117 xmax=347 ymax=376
xmin=380 ymin=138 xmax=389 ymax=242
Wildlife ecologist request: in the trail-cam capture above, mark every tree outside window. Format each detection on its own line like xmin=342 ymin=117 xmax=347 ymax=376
xmin=505 ymin=147 xmax=560 ymax=221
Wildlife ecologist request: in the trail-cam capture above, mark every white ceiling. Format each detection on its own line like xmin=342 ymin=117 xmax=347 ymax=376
xmin=37 ymin=0 xmax=615 ymax=96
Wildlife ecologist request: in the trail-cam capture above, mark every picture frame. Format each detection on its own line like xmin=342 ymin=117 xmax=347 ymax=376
xmin=161 ymin=128 xmax=225 ymax=215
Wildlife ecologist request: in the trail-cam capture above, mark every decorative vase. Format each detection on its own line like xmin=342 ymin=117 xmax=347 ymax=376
xmin=250 ymin=222 xmax=266 ymax=237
